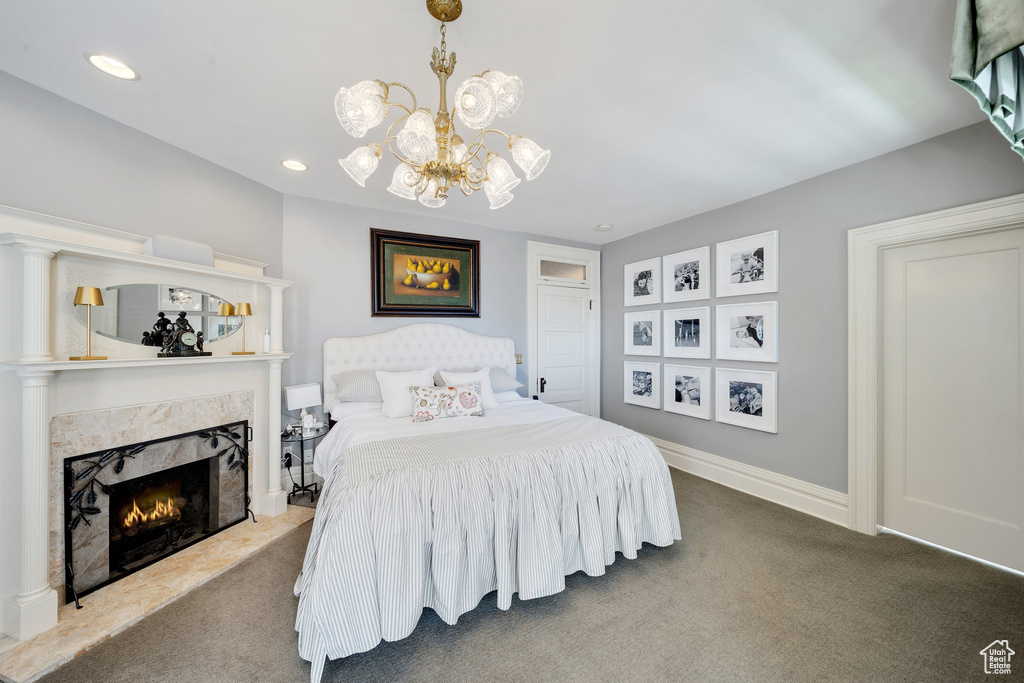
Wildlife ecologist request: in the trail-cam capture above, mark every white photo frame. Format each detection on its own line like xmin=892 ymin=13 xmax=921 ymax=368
xmin=663 ymin=364 xmax=711 ymax=420
xmin=662 ymin=307 xmax=711 ymax=359
xmin=624 ymin=311 xmax=661 ymax=356
xmin=662 ymin=246 xmax=710 ymax=303
xmin=715 ymin=230 xmax=778 ymax=298
xmin=715 ymin=368 xmax=777 ymax=433
xmin=659 ymin=244 xmax=708 ymax=301
xmin=715 ymin=301 xmax=778 ymax=363
xmin=624 ymin=257 xmax=661 ymax=307
xmin=624 ymin=361 xmax=661 ymax=409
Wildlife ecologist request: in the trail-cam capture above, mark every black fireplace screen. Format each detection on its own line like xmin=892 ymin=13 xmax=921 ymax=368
xmin=63 ymin=421 xmax=251 ymax=605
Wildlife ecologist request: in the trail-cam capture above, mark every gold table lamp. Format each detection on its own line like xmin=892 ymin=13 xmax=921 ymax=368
xmin=70 ymin=286 xmax=107 ymax=360
xmin=232 ymin=302 xmax=254 ymax=355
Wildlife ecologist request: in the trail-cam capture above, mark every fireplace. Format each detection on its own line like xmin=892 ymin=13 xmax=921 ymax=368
xmin=63 ymin=421 xmax=251 ymax=605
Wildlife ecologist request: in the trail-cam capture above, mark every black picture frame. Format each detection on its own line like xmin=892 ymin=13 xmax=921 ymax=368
xmin=370 ymin=228 xmax=480 ymax=317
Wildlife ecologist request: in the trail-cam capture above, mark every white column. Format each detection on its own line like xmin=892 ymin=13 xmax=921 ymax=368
xmin=3 ymin=371 xmax=58 ymax=640
xmin=254 ymin=358 xmax=287 ymax=516
xmin=18 ymin=246 xmax=56 ymax=362
xmin=268 ymin=284 xmax=284 ymax=354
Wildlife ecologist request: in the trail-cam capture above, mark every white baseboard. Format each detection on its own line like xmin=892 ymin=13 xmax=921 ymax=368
xmin=647 ymin=435 xmax=849 ymax=527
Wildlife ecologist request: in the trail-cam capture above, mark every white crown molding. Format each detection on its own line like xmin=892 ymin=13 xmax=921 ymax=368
xmin=847 ymin=191 xmax=1024 ymax=535
xmin=648 ymin=435 xmax=849 ymax=527
xmin=0 ymin=204 xmax=271 ymax=275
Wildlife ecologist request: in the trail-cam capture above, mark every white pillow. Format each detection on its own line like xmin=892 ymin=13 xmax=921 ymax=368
xmin=440 ymin=368 xmax=499 ymax=410
xmin=376 ymin=368 xmax=437 ymax=418
xmin=489 ymin=367 xmax=525 ymax=392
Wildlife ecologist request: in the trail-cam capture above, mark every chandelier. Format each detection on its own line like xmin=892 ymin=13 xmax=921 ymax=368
xmin=334 ymin=0 xmax=550 ymax=210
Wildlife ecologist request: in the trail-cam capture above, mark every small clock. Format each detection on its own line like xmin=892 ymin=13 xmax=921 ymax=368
xmin=180 ymin=331 xmax=198 ymax=348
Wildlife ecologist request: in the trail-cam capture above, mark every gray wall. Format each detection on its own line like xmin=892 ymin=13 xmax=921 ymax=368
xmin=601 ymin=122 xmax=1024 ymax=493
xmin=0 ymin=71 xmax=284 ymax=276
xmin=281 ymin=195 xmax=596 ymax=406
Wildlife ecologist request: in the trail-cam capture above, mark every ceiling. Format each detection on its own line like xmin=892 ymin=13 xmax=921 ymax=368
xmin=0 ymin=0 xmax=983 ymax=244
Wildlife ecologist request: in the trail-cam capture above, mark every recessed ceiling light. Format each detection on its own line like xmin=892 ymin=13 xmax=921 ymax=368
xmin=85 ymin=53 xmax=140 ymax=81
xmin=282 ymin=160 xmax=308 ymax=172
xmin=597 ymin=223 xmax=613 ymax=232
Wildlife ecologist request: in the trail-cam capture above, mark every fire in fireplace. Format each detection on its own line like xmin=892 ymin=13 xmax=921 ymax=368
xmin=63 ymin=421 xmax=251 ymax=605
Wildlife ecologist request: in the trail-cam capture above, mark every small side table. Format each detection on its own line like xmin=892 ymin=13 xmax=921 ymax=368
xmin=282 ymin=424 xmax=328 ymax=503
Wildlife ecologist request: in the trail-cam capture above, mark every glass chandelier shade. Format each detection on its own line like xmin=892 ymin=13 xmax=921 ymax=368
xmin=332 ymin=4 xmax=549 ymax=209
xmin=334 ymin=80 xmax=387 ymax=138
xmin=397 ymin=111 xmax=439 ymax=165
xmin=454 ymin=77 xmax=498 ymax=129
xmin=418 ymin=177 xmax=446 ymax=208
xmin=339 ymin=145 xmax=379 ymax=186
xmin=482 ymin=71 xmax=523 ymax=118
xmin=486 ymin=156 xmax=521 ymax=196
xmin=511 ymin=137 xmax=551 ymax=181
xmin=387 ymin=163 xmax=420 ymax=200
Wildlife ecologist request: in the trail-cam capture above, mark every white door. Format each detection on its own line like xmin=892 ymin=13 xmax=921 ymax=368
xmin=536 ymin=284 xmax=592 ymax=413
xmin=882 ymin=228 xmax=1024 ymax=572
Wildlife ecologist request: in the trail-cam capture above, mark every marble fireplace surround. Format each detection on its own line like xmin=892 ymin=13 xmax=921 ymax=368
xmin=48 ymin=391 xmax=254 ymax=591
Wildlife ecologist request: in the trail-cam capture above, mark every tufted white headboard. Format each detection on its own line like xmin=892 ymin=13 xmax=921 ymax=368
xmin=323 ymin=323 xmax=516 ymax=408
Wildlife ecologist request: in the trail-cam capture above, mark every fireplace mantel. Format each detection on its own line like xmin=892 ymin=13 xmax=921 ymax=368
xmin=0 ymin=205 xmax=293 ymax=642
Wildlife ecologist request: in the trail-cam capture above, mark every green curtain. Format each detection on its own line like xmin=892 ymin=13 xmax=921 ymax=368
xmin=950 ymin=0 xmax=1024 ymax=158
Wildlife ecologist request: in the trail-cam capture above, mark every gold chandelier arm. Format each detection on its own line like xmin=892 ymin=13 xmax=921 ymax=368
xmin=384 ymin=82 xmax=418 ymax=112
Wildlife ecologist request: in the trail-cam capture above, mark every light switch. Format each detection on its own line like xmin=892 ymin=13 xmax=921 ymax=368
xmin=515 ymin=353 xmax=523 ymax=364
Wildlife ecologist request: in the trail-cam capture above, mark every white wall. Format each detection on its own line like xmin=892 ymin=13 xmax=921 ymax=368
xmin=600 ymin=121 xmax=1024 ymax=493
xmin=0 ymin=71 xmax=283 ymax=276
xmin=280 ymin=195 xmax=597 ymax=407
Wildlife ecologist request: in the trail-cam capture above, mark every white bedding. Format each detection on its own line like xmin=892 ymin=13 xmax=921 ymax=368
xmin=316 ymin=393 xmax=553 ymax=478
xmin=296 ymin=396 xmax=681 ymax=682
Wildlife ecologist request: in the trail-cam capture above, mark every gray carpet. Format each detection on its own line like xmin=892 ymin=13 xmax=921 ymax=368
xmin=40 ymin=470 xmax=1024 ymax=683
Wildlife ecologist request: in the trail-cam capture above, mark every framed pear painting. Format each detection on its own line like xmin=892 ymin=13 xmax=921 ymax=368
xmin=370 ymin=228 xmax=480 ymax=317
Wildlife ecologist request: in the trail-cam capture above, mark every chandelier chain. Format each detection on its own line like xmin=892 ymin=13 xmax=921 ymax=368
xmin=439 ymin=23 xmax=447 ymax=63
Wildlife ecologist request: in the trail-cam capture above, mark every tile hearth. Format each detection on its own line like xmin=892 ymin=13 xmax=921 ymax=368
xmin=0 ymin=505 xmax=314 ymax=683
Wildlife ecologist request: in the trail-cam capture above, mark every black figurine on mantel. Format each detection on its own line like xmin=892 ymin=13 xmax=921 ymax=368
xmin=155 ymin=311 xmax=211 ymax=358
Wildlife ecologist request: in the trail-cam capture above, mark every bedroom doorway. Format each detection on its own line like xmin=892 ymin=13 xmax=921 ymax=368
xmin=526 ymin=242 xmax=601 ymax=416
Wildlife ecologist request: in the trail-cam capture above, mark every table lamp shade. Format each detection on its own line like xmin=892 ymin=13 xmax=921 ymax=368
xmin=217 ymin=302 xmax=235 ymax=316
xmin=73 ymin=287 xmax=104 ymax=307
xmin=285 ymin=383 xmax=321 ymax=411
xmin=235 ymin=302 xmax=253 ymax=316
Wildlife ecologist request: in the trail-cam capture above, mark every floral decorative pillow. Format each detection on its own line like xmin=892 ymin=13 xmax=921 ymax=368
xmin=409 ymin=382 xmax=485 ymax=422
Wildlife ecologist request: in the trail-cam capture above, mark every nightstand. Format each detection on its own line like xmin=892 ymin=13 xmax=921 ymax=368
xmin=282 ymin=424 xmax=328 ymax=503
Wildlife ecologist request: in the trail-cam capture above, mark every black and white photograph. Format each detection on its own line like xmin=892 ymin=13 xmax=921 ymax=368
xmin=624 ymin=257 xmax=662 ymax=306
xmin=663 ymin=364 xmax=711 ymax=419
xmin=715 ymin=230 xmax=779 ymax=298
xmin=663 ymin=307 xmax=711 ymax=359
xmin=715 ymin=367 xmax=777 ymax=432
xmin=728 ymin=380 xmax=763 ymax=416
xmin=662 ymin=246 xmax=710 ymax=303
xmin=623 ymin=361 xmax=661 ymax=409
xmin=632 ymin=370 xmax=653 ymax=397
xmin=715 ymin=301 xmax=778 ymax=362
xmin=624 ymin=311 xmax=661 ymax=356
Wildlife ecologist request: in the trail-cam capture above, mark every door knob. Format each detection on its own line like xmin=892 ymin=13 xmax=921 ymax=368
xmin=540 ymin=377 xmax=547 ymax=393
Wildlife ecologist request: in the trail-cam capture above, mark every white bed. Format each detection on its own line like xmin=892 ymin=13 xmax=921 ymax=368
xmin=295 ymin=324 xmax=681 ymax=682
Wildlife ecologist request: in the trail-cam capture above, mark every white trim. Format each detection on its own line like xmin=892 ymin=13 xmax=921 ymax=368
xmin=526 ymin=241 xmax=601 ymax=416
xmin=847 ymin=192 xmax=1024 ymax=535
xmin=648 ymin=435 xmax=849 ymax=527
xmin=878 ymin=527 xmax=1024 ymax=579
xmin=0 ymin=203 xmax=271 ymax=275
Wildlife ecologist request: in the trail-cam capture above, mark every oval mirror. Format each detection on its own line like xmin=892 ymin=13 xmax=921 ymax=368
xmin=74 ymin=285 xmax=243 ymax=346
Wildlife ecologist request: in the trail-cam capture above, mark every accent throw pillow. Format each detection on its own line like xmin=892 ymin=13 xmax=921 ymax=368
xmin=332 ymin=370 xmax=384 ymax=402
xmin=440 ymin=368 xmax=499 ymax=410
xmin=410 ymin=383 xmax=485 ymax=422
xmin=376 ymin=368 xmax=437 ymax=419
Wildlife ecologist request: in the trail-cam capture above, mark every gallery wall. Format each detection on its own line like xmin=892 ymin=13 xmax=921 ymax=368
xmin=0 ymin=71 xmax=284 ymax=276
xmin=280 ymin=195 xmax=596 ymax=410
xmin=601 ymin=121 xmax=1024 ymax=493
